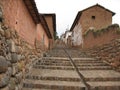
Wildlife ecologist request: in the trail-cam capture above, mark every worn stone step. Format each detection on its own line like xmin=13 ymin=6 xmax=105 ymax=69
xmin=38 ymin=62 xmax=72 ymax=66
xmin=23 ymin=80 xmax=85 ymax=90
xmin=33 ymin=65 xmax=112 ymax=70
xmin=80 ymin=70 xmax=120 ymax=82
xmin=30 ymin=69 xmax=79 ymax=77
xmin=33 ymin=65 xmax=74 ymax=70
xmin=37 ymin=61 xmax=70 ymax=64
xmin=25 ymin=75 xmax=81 ymax=82
xmin=42 ymin=57 xmax=95 ymax=60
xmin=38 ymin=59 xmax=102 ymax=63
xmin=25 ymin=74 xmax=120 ymax=82
xmin=74 ymin=60 xmax=103 ymax=63
xmin=76 ymin=63 xmax=108 ymax=66
xmin=36 ymin=63 xmax=107 ymax=67
xmin=88 ymin=81 xmax=120 ymax=90
xmin=78 ymin=66 xmax=112 ymax=70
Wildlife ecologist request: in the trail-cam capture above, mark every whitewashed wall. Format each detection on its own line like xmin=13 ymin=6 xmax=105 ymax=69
xmin=72 ymin=23 xmax=83 ymax=46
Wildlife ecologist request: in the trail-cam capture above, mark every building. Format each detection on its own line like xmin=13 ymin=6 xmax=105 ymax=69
xmin=36 ymin=14 xmax=52 ymax=50
xmin=70 ymin=4 xmax=115 ymax=46
xmin=0 ymin=0 xmax=54 ymax=50
xmin=60 ymin=30 xmax=72 ymax=45
xmin=43 ymin=14 xmax=56 ymax=49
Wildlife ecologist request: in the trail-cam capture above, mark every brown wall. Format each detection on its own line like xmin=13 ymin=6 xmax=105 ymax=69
xmin=0 ymin=0 xmax=50 ymax=49
xmin=44 ymin=16 xmax=54 ymax=39
xmin=83 ymin=25 xmax=120 ymax=49
xmin=0 ymin=0 xmax=36 ymax=45
xmin=79 ymin=6 xmax=112 ymax=34
xmin=36 ymin=24 xmax=49 ymax=49
xmin=44 ymin=16 xmax=55 ymax=49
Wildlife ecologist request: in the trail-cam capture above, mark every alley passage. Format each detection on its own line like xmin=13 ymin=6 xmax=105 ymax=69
xmin=23 ymin=43 xmax=120 ymax=90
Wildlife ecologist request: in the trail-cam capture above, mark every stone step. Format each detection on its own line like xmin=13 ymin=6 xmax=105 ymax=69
xmin=37 ymin=62 xmax=72 ymax=66
xmin=33 ymin=65 xmax=112 ymax=70
xmin=36 ymin=62 xmax=107 ymax=67
xmin=23 ymin=80 xmax=85 ymax=90
xmin=74 ymin=60 xmax=103 ymax=63
xmin=25 ymin=74 xmax=120 ymax=82
xmin=22 ymin=88 xmax=53 ymax=90
xmin=30 ymin=69 xmax=79 ymax=78
xmin=88 ymin=81 xmax=120 ymax=90
xmin=42 ymin=57 xmax=95 ymax=60
xmin=78 ymin=66 xmax=112 ymax=70
xmin=38 ymin=59 xmax=102 ymax=63
xmin=33 ymin=65 xmax=74 ymax=70
xmin=25 ymin=75 xmax=81 ymax=82
xmin=40 ymin=60 xmax=102 ymax=64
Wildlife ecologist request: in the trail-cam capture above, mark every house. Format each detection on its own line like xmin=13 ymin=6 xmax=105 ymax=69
xmin=43 ymin=14 xmax=56 ymax=49
xmin=70 ymin=4 xmax=115 ymax=46
xmin=36 ymin=14 xmax=52 ymax=50
xmin=0 ymin=0 xmax=53 ymax=50
xmin=60 ymin=33 xmax=66 ymax=44
xmin=60 ymin=30 xmax=72 ymax=45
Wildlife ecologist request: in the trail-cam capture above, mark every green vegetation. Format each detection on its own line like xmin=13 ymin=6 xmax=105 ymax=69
xmin=83 ymin=24 xmax=120 ymax=37
xmin=54 ymin=31 xmax=59 ymax=40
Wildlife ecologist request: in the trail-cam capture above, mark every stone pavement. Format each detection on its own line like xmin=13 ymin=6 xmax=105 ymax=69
xmin=22 ymin=44 xmax=120 ymax=90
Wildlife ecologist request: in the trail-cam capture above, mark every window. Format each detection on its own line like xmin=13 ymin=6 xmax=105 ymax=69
xmin=91 ymin=16 xmax=95 ymax=20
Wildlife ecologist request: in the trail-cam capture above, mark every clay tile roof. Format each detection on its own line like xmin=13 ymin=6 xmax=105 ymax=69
xmin=70 ymin=4 xmax=115 ymax=31
xmin=23 ymin=0 xmax=40 ymax=24
xmin=39 ymin=14 xmax=52 ymax=39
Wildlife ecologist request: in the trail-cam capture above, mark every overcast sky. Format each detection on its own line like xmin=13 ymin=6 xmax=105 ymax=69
xmin=35 ymin=0 xmax=120 ymax=36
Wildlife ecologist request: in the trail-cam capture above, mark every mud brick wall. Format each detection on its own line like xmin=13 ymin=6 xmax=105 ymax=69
xmin=0 ymin=0 xmax=36 ymax=45
xmin=0 ymin=23 xmax=42 ymax=90
xmin=83 ymin=24 xmax=120 ymax=49
xmin=80 ymin=5 xmax=113 ymax=34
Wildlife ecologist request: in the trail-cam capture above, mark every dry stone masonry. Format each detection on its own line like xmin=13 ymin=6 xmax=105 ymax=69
xmin=85 ymin=38 xmax=120 ymax=71
xmin=0 ymin=22 xmax=42 ymax=90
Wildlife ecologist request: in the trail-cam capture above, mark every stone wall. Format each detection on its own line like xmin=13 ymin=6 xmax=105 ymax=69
xmin=83 ymin=24 xmax=120 ymax=49
xmin=85 ymin=38 xmax=120 ymax=70
xmin=0 ymin=23 xmax=42 ymax=90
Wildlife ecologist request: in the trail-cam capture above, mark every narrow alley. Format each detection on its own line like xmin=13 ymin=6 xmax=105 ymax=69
xmin=23 ymin=41 xmax=120 ymax=90
xmin=0 ymin=0 xmax=120 ymax=90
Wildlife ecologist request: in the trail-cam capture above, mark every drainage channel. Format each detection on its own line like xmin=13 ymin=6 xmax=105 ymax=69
xmin=63 ymin=47 xmax=91 ymax=90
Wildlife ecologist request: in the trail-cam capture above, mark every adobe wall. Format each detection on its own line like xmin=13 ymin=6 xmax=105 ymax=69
xmin=80 ymin=6 xmax=112 ymax=34
xmin=83 ymin=24 xmax=120 ymax=49
xmin=36 ymin=24 xmax=49 ymax=50
xmin=44 ymin=16 xmax=54 ymax=39
xmin=44 ymin=16 xmax=55 ymax=49
xmin=0 ymin=0 xmax=36 ymax=45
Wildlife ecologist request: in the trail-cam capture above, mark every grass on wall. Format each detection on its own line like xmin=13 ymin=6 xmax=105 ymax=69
xmin=83 ymin=24 xmax=120 ymax=37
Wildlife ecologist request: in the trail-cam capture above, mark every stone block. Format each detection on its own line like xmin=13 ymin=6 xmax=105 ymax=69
xmin=12 ymin=64 xmax=19 ymax=76
xmin=16 ymin=46 xmax=22 ymax=54
xmin=7 ymin=39 xmax=16 ymax=53
xmin=0 ymin=74 xmax=10 ymax=88
xmin=8 ymin=78 xmax=16 ymax=90
xmin=11 ymin=53 xmax=18 ymax=63
xmin=0 ymin=28 xmax=4 ymax=36
xmin=6 ymin=67 xmax=12 ymax=77
xmin=4 ymin=29 xmax=11 ymax=39
xmin=5 ymin=53 xmax=11 ymax=61
xmin=15 ymin=72 xmax=23 ymax=84
xmin=0 ymin=56 xmax=8 ymax=73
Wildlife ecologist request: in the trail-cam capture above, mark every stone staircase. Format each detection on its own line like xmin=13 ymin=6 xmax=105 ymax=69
xmin=22 ymin=43 xmax=120 ymax=90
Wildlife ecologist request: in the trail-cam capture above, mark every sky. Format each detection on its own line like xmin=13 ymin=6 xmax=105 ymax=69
xmin=35 ymin=0 xmax=120 ymax=37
